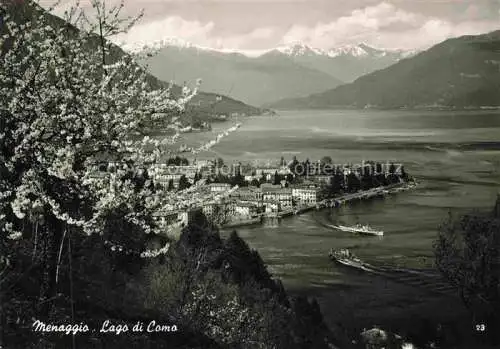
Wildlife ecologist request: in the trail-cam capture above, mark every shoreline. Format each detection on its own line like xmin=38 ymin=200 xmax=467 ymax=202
xmin=272 ymin=106 xmax=500 ymax=112
xmin=222 ymin=180 xmax=417 ymax=230
xmin=222 ymin=216 xmax=262 ymax=228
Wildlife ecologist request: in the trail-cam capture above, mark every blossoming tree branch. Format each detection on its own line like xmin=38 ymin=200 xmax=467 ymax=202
xmin=0 ymin=0 xmax=240 ymax=297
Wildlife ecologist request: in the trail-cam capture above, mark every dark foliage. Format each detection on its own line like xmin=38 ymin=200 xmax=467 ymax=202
xmin=434 ymin=199 xmax=500 ymax=345
xmin=178 ymin=175 xmax=191 ymax=190
xmin=148 ymin=216 xmax=342 ymax=349
xmin=167 ymin=156 xmax=189 ymax=166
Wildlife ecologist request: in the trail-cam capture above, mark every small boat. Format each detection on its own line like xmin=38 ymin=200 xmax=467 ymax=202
xmin=329 ymin=249 xmax=372 ymax=271
xmin=332 ymin=224 xmax=384 ymax=236
xmin=178 ymin=144 xmax=193 ymax=153
xmin=179 ymin=126 xmax=192 ymax=133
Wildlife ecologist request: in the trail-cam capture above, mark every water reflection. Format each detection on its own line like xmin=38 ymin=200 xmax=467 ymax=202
xmin=209 ymin=110 xmax=499 ymax=289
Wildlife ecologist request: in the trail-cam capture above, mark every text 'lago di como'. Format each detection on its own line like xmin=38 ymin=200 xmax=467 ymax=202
xmin=32 ymin=320 xmax=179 ymax=335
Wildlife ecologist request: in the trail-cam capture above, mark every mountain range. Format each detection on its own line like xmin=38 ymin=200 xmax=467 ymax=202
xmin=269 ymin=30 xmax=500 ymax=110
xmin=138 ymin=40 xmax=415 ymax=106
xmin=273 ymin=42 xmax=416 ymax=82
xmin=4 ymin=1 xmax=264 ymax=121
xmin=16 ymin=1 xmax=499 ymax=115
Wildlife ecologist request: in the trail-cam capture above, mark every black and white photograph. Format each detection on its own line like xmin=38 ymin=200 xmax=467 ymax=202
xmin=1 ymin=0 xmax=500 ymax=348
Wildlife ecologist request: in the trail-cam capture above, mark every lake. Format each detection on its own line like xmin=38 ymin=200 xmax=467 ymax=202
xmin=179 ymin=109 xmax=500 ymax=331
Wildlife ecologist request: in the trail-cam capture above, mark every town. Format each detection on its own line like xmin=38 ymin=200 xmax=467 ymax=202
xmin=101 ymin=156 xmax=414 ymax=235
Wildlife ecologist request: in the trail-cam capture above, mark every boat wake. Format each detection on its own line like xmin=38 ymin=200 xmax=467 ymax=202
xmin=332 ymin=224 xmax=384 ymax=237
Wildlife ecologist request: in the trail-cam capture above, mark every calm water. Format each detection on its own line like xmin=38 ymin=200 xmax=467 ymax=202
xmin=180 ymin=110 xmax=500 ymax=291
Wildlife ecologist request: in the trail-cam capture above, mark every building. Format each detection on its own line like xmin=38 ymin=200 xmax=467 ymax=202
xmin=261 ymin=184 xmax=281 ymax=190
xmin=153 ymin=173 xmax=183 ymax=188
xmin=234 ymin=201 xmax=259 ymax=217
xmin=231 ymin=187 xmax=264 ymax=210
xmin=255 ymin=166 xmax=291 ymax=177
xmin=241 ymin=168 xmax=258 ymax=182
xmin=208 ymin=183 xmax=232 ymax=193
xmin=292 ymin=185 xmax=320 ymax=206
xmin=309 ymin=175 xmax=332 ymax=185
xmin=233 ymin=186 xmax=263 ymax=201
xmin=152 ymin=210 xmax=179 ymax=227
xmin=202 ymin=199 xmax=235 ymax=223
xmin=149 ymin=165 xmax=198 ymax=188
xmin=244 ymin=175 xmax=256 ymax=182
xmin=192 ymin=159 xmax=213 ymax=169
xmin=191 ymin=159 xmax=214 ymax=178
xmin=201 ymin=202 xmax=217 ymax=219
xmin=152 ymin=207 xmax=203 ymax=228
xmin=150 ymin=164 xmax=198 ymax=177
xmin=263 ymin=200 xmax=280 ymax=214
xmin=261 ymin=184 xmax=293 ymax=208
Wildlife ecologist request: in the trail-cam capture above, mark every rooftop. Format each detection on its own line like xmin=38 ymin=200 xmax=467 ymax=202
xmin=236 ymin=201 xmax=258 ymax=208
xmin=262 ymin=199 xmax=280 ymax=205
xmin=292 ymin=184 xmax=320 ymax=190
xmin=261 ymin=184 xmax=281 ymax=190
xmin=262 ymin=186 xmax=292 ymax=194
xmin=237 ymin=186 xmax=261 ymax=192
xmin=209 ymin=183 xmax=232 ymax=187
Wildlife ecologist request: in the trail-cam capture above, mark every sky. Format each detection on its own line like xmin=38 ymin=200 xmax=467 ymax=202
xmin=41 ymin=0 xmax=500 ymax=54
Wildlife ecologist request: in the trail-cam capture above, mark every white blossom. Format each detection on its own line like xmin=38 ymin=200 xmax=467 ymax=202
xmin=0 ymin=1 xmax=243 ymax=260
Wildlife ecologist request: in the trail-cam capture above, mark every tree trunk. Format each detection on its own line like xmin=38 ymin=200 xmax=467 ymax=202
xmin=37 ymin=212 xmax=64 ymax=317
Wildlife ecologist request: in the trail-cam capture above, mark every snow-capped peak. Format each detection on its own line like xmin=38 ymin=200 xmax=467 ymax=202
xmin=120 ymin=36 xmax=418 ymax=60
xmin=327 ymin=44 xmax=372 ymax=58
xmin=273 ymin=42 xmax=414 ymax=59
xmin=123 ymin=37 xmax=261 ymax=57
xmin=122 ymin=37 xmax=195 ymax=53
xmin=156 ymin=37 xmax=194 ymax=49
xmin=275 ymin=42 xmax=326 ymax=57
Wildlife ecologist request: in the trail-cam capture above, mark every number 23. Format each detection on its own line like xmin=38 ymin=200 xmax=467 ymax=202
xmin=476 ymin=324 xmax=486 ymax=332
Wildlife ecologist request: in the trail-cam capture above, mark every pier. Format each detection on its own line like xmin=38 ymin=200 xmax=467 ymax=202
xmin=316 ymin=182 xmax=415 ymax=209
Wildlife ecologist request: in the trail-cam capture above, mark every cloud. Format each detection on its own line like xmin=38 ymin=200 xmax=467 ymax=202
xmin=408 ymin=18 xmax=500 ymax=48
xmin=281 ymin=1 xmax=500 ymax=50
xmin=45 ymin=0 xmax=310 ymax=14
xmin=43 ymin=0 xmax=500 ymax=52
xmin=215 ymin=27 xmax=276 ymax=48
xmin=112 ymin=16 xmax=213 ymax=48
xmin=113 ymin=15 xmax=276 ymax=50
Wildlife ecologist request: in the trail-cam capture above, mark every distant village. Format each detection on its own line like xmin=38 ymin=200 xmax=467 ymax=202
xmin=93 ymin=156 xmax=409 ymax=236
xmin=111 ymin=156 xmax=410 ymax=233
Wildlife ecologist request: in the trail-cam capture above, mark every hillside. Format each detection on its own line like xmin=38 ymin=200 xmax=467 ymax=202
xmin=269 ymin=30 xmax=500 ymax=110
xmin=142 ymin=45 xmax=344 ymax=107
xmin=140 ymin=41 xmax=414 ymax=107
xmin=1 ymin=2 xmax=346 ymax=348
